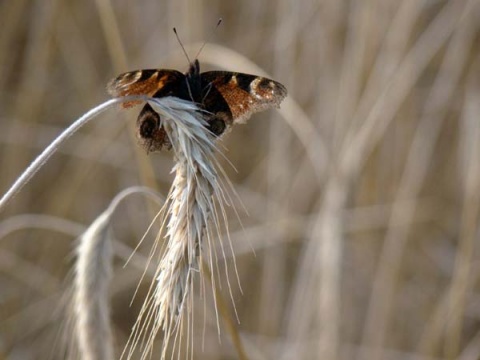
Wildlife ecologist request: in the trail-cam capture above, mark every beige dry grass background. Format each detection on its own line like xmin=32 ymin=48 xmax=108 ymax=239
xmin=1 ymin=0 xmax=480 ymax=359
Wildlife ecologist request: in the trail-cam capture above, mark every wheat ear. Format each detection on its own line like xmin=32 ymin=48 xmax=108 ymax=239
xmin=124 ymin=97 xmax=231 ymax=360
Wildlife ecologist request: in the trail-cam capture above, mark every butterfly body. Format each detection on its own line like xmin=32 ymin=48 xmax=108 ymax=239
xmin=107 ymin=59 xmax=287 ymax=152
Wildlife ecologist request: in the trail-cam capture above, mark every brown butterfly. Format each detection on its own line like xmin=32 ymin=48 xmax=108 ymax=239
xmin=107 ymin=59 xmax=287 ymax=152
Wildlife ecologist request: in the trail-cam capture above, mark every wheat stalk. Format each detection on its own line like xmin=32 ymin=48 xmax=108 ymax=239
xmin=0 ymin=95 xmax=162 ymax=212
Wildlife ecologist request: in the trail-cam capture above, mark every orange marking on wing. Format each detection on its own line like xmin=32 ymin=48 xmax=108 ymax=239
xmin=108 ymin=72 xmax=162 ymax=108
xmin=107 ymin=70 xmax=182 ymax=108
xmin=212 ymin=76 xmax=287 ymax=124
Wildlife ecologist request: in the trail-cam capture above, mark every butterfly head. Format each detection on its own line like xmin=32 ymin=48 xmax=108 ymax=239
xmin=186 ymin=59 xmax=200 ymax=78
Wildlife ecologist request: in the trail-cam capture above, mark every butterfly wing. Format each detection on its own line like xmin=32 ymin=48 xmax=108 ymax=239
xmin=200 ymin=71 xmax=287 ymax=124
xmin=106 ymin=68 xmax=287 ymax=152
xmin=107 ymin=69 xmax=185 ymax=108
xmin=107 ymin=69 xmax=187 ymax=151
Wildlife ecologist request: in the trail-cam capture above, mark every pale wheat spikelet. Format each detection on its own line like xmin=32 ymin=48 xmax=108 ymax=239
xmin=74 ymin=209 xmax=114 ymax=360
xmin=72 ymin=186 xmax=163 ymax=360
xmin=125 ymin=97 xmax=232 ymax=360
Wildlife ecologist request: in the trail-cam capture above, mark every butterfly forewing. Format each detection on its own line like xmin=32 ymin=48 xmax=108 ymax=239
xmin=107 ymin=69 xmax=185 ymax=108
xmin=200 ymin=71 xmax=287 ymax=124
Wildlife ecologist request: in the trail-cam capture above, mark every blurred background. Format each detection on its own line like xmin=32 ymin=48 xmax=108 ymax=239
xmin=1 ymin=0 xmax=480 ymax=359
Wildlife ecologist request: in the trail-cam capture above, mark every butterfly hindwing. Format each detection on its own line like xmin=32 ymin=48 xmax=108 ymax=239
xmin=136 ymin=103 xmax=171 ymax=152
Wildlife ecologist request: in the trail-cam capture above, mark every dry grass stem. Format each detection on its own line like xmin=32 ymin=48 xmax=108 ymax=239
xmin=364 ymin=3 xmax=478 ymax=358
xmin=443 ymin=58 xmax=480 ymax=359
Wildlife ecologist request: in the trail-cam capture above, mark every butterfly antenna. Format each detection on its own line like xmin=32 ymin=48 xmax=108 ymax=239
xmin=173 ymin=27 xmax=192 ymax=65
xmin=194 ymin=18 xmax=223 ymax=60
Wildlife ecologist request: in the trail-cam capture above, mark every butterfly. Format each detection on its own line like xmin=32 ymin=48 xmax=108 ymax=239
xmin=107 ymin=59 xmax=287 ymax=152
